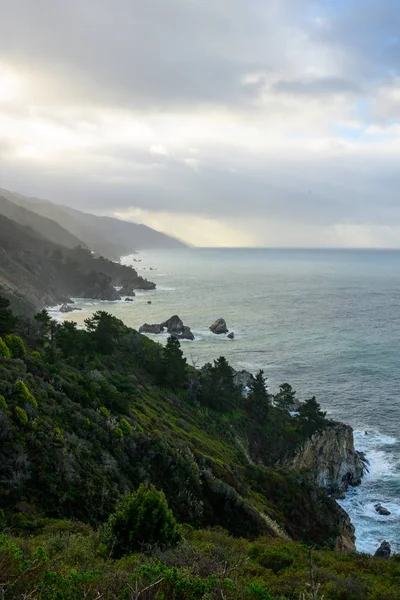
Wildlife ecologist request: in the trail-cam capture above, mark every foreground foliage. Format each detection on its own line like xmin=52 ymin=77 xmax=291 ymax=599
xmin=1 ymin=524 xmax=400 ymax=599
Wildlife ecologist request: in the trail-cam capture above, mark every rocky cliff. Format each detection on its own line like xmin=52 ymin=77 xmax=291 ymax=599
xmin=289 ymin=423 xmax=365 ymax=498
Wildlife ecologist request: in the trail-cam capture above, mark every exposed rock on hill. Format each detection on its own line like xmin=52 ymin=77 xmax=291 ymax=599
xmin=288 ymin=423 xmax=365 ymax=497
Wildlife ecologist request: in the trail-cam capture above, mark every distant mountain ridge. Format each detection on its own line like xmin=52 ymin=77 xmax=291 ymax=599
xmin=0 ymin=188 xmax=187 ymax=259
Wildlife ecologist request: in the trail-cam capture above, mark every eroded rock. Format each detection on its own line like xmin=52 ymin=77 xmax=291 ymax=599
xmin=210 ymin=318 xmax=228 ymax=334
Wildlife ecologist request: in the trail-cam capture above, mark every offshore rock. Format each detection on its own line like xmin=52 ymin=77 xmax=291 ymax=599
xmin=161 ymin=315 xmax=184 ymax=334
xmin=375 ymin=541 xmax=391 ymax=558
xmin=140 ymin=315 xmax=195 ymax=340
xmin=139 ymin=323 xmax=163 ymax=334
xmin=210 ymin=318 xmax=228 ymax=334
xmin=59 ymin=303 xmax=81 ymax=313
xmin=289 ymin=423 xmax=365 ymax=497
xmin=375 ymin=503 xmax=391 ymax=516
xmin=227 ymin=332 xmax=235 ymax=339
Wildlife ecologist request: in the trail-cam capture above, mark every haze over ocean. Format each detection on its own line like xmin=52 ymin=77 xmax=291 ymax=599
xmin=58 ymin=247 xmax=400 ymax=554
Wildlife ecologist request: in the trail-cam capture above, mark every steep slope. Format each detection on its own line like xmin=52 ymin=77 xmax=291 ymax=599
xmin=2 ymin=188 xmax=187 ymax=258
xmin=0 ymin=215 xmax=155 ymax=315
xmin=0 ymin=195 xmax=87 ymax=250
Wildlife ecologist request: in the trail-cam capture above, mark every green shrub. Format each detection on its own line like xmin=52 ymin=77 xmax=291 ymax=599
xmin=99 ymin=406 xmax=110 ymax=418
xmin=15 ymin=406 xmax=28 ymax=424
xmin=31 ymin=350 xmax=41 ymax=360
xmin=4 ymin=334 xmax=26 ymax=358
xmin=0 ymin=337 xmax=11 ymax=358
xmin=14 ymin=380 xmax=38 ymax=409
xmin=0 ymin=394 xmax=7 ymax=410
xmin=101 ymin=484 xmax=181 ymax=557
xmin=119 ymin=418 xmax=132 ymax=435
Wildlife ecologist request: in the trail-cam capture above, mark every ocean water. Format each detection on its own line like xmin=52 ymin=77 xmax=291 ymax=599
xmin=53 ymin=248 xmax=400 ymax=554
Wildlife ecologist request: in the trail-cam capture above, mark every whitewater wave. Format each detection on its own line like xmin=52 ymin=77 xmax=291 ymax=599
xmin=338 ymin=430 xmax=400 ymax=555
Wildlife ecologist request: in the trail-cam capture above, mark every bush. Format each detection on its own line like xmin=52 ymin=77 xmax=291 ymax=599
xmin=15 ymin=406 xmax=28 ymax=424
xmin=4 ymin=334 xmax=26 ymax=359
xmin=14 ymin=380 xmax=38 ymax=409
xmin=101 ymin=484 xmax=181 ymax=557
xmin=0 ymin=394 xmax=7 ymax=410
xmin=0 ymin=337 xmax=11 ymax=358
xmin=119 ymin=418 xmax=132 ymax=435
xmin=99 ymin=406 xmax=110 ymax=418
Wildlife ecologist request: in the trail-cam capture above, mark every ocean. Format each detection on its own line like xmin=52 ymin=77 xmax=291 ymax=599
xmin=53 ymin=247 xmax=400 ymax=554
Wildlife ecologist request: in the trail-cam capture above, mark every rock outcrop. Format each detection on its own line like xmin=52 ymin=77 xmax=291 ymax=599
xmin=125 ymin=297 xmax=134 ymax=302
xmin=288 ymin=423 xmax=365 ymax=497
xmin=59 ymin=303 xmax=82 ymax=313
xmin=120 ymin=284 xmax=136 ymax=296
xmin=375 ymin=503 xmax=391 ymax=516
xmin=375 ymin=541 xmax=391 ymax=558
xmin=227 ymin=332 xmax=234 ymax=339
xmin=210 ymin=318 xmax=228 ymax=334
xmin=234 ymin=370 xmax=254 ymax=391
xmin=139 ymin=323 xmax=163 ymax=334
xmin=139 ymin=315 xmax=195 ymax=340
xmin=161 ymin=315 xmax=184 ymax=334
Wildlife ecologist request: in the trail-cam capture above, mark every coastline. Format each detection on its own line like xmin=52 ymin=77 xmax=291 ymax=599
xmin=46 ymin=249 xmax=400 ymax=555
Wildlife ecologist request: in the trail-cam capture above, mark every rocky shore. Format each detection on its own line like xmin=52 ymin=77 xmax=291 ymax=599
xmin=288 ymin=423 xmax=367 ymax=498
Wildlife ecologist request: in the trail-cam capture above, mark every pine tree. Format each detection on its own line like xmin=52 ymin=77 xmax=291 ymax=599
xmin=245 ymin=369 xmax=270 ymax=421
xmin=275 ymin=383 xmax=297 ymax=412
xmin=0 ymin=297 xmax=17 ymax=336
xmin=161 ymin=336 xmax=187 ymax=389
xmin=297 ymin=396 xmax=328 ymax=436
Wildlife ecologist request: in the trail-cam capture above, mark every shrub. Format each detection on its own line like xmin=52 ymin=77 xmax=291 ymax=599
xmin=4 ymin=334 xmax=26 ymax=359
xmin=99 ymin=406 xmax=110 ymax=418
xmin=0 ymin=394 xmax=7 ymax=410
xmin=101 ymin=484 xmax=181 ymax=557
xmin=0 ymin=337 xmax=11 ymax=358
xmin=14 ymin=380 xmax=38 ymax=409
xmin=15 ymin=406 xmax=28 ymax=424
xmin=119 ymin=418 xmax=132 ymax=435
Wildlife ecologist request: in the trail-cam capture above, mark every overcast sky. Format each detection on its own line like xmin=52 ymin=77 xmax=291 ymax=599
xmin=1 ymin=0 xmax=400 ymax=246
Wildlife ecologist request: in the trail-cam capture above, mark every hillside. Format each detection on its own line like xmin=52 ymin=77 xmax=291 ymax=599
xmin=1 ymin=188 xmax=187 ymax=259
xmin=0 ymin=303 xmax=399 ymax=599
xmin=0 ymin=195 xmax=87 ymax=250
xmin=0 ymin=215 xmax=155 ymax=315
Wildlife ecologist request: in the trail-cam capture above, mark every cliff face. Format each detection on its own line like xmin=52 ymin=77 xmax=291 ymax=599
xmin=290 ymin=423 xmax=365 ymax=498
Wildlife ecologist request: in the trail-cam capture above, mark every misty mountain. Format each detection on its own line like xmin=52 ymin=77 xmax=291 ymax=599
xmin=0 ymin=214 xmax=155 ymax=316
xmin=0 ymin=194 xmax=87 ymax=250
xmin=1 ymin=189 xmax=187 ymax=259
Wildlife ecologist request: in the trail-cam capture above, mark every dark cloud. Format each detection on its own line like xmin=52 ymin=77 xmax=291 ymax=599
xmin=1 ymin=0 xmax=400 ymax=245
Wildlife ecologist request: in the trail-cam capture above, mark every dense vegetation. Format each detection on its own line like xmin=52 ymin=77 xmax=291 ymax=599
xmin=0 ymin=298 xmax=399 ymax=598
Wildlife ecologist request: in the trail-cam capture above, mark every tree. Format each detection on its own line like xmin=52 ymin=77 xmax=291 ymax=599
xmin=101 ymin=484 xmax=180 ymax=557
xmin=160 ymin=336 xmax=187 ymax=389
xmin=0 ymin=337 xmax=11 ymax=358
xmin=275 ymin=383 xmax=297 ymax=412
xmin=0 ymin=297 xmax=17 ymax=336
xmin=34 ymin=310 xmax=52 ymax=346
xmin=297 ymin=397 xmax=328 ymax=436
xmin=4 ymin=334 xmax=26 ymax=359
xmin=245 ymin=370 xmax=270 ymax=421
xmin=85 ymin=311 xmax=127 ymax=354
xmin=199 ymin=356 xmax=240 ymax=411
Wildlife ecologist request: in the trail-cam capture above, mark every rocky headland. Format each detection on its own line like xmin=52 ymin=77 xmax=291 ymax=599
xmin=288 ymin=423 xmax=367 ymax=498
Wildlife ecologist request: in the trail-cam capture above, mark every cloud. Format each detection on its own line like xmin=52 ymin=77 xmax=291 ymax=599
xmin=1 ymin=0 xmax=400 ymax=246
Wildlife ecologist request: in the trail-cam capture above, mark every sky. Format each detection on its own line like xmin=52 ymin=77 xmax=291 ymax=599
xmin=1 ymin=0 xmax=400 ymax=247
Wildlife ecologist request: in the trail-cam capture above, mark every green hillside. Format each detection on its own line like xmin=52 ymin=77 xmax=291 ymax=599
xmin=0 ymin=300 xmax=399 ymax=599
